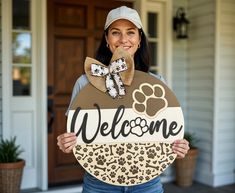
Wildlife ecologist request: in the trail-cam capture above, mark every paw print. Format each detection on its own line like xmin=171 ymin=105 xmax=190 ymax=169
xmin=118 ymin=157 xmax=126 ymax=165
xmin=96 ymin=155 xmax=106 ymax=165
xmin=130 ymin=179 xmax=136 ymax=184
xmin=127 ymin=155 xmax=132 ymax=160
xmin=76 ymin=156 xmax=81 ymax=160
xmin=126 ymin=143 xmax=133 ymax=149
xmin=130 ymin=117 xmax=148 ymax=137
xmin=139 ymin=176 xmax=144 ymax=181
xmin=146 ymin=169 xmax=152 ymax=175
xmin=139 ymin=156 xmax=144 ymax=162
xmin=130 ymin=165 xmax=139 ymax=175
xmin=140 ymin=150 xmax=145 ymax=155
xmin=132 ymin=83 xmax=168 ymax=118
xmin=162 ymin=164 xmax=167 ymax=169
xmin=156 ymin=146 xmax=160 ymax=151
xmin=75 ymin=145 xmax=82 ymax=151
xmin=145 ymin=176 xmax=150 ymax=181
xmin=134 ymin=146 xmax=139 ymax=151
xmin=94 ymin=170 xmax=99 ymax=176
xmin=147 ymin=149 xmax=157 ymax=159
xmin=116 ymin=147 xmax=124 ymax=156
xmin=117 ymin=175 xmax=126 ymax=184
xmin=169 ymin=155 xmax=174 ymax=160
xmin=121 ymin=167 xmax=126 ymax=172
xmin=110 ymin=172 xmax=116 ymax=178
xmin=87 ymin=157 xmax=93 ymax=163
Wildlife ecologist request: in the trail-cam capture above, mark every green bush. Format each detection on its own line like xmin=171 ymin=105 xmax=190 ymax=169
xmin=184 ymin=131 xmax=198 ymax=149
xmin=0 ymin=136 xmax=24 ymax=163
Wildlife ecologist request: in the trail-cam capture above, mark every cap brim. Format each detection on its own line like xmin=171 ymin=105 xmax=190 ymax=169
xmin=105 ymin=18 xmax=142 ymax=30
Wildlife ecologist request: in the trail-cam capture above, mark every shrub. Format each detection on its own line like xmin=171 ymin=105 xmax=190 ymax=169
xmin=0 ymin=136 xmax=24 ymax=163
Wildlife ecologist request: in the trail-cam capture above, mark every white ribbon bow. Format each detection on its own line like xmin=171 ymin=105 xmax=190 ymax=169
xmin=91 ymin=57 xmax=127 ymax=98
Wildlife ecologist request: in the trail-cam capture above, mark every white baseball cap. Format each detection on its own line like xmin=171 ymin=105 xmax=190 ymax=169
xmin=104 ymin=6 xmax=143 ymax=30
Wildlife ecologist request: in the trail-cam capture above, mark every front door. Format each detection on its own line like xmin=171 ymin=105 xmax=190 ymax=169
xmin=47 ymin=0 xmax=132 ymax=186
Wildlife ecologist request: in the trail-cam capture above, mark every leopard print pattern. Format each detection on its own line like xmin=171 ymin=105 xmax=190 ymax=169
xmin=73 ymin=142 xmax=176 ymax=186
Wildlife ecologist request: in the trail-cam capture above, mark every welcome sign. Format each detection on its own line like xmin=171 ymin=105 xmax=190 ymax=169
xmin=67 ymin=48 xmax=184 ymax=186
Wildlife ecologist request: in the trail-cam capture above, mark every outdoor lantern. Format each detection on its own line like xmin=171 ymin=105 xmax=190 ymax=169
xmin=173 ymin=7 xmax=190 ymax=39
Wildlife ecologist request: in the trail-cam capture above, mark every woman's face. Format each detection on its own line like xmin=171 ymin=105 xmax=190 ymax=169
xmin=106 ymin=19 xmax=141 ymax=57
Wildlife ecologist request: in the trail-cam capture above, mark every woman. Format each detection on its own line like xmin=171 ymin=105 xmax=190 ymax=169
xmin=57 ymin=6 xmax=189 ymax=193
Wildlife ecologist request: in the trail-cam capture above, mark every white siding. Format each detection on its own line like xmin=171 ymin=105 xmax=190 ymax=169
xmin=186 ymin=0 xmax=235 ymax=187
xmin=214 ymin=0 xmax=235 ymax=186
xmin=165 ymin=0 xmax=188 ymax=184
xmin=172 ymin=0 xmax=188 ymax=126
xmin=187 ymin=0 xmax=215 ymax=186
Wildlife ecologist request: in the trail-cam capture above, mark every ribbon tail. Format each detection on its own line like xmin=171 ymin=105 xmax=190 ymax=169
xmin=85 ymin=57 xmax=107 ymax=92
xmin=113 ymin=73 xmax=125 ymax=96
xmin=105 ymin=74 xmax=118 ymax=98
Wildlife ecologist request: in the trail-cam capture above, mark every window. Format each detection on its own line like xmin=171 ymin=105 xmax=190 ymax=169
xmin=137 ymin=0 xmax=169 ymax=79
xmin=147 ymin=12 xmax=159 ymax=74
xmin=12 ymin=0 xmax=32 ymax=96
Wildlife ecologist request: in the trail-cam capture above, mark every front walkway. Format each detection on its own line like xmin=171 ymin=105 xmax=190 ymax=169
xmin=164 ymin=182 xmax=235 ymax=193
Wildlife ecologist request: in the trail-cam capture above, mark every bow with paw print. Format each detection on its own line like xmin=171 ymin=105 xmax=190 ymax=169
xmin=84 ymin=47 xmax=134 ymax=98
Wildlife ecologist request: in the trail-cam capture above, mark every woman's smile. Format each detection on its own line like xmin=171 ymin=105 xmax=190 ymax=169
xmin=106 ymin=19 xmax=141 ymax=57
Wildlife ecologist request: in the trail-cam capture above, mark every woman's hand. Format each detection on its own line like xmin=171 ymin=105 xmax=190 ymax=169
xmin=57 ymin=132 xmax=77 ymax=153
xmin=172 ymin=139 xmax=190 ymax=159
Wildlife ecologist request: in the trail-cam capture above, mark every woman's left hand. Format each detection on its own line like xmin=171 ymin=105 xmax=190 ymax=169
xmin=172 ymin=139 xmax=190 ymax=159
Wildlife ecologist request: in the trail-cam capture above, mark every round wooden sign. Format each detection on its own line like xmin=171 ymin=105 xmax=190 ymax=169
xmin=67 ymin=70 xmax=184 ymax=186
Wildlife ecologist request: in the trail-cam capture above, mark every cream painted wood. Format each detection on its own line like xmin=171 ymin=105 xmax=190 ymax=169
xmin=2 ymin=0 xmax=47 ymax=190
xmin=135 ymin=0 xmax=172 ymax=87
xmin=34 ymin=0 xmax=48 ymax=190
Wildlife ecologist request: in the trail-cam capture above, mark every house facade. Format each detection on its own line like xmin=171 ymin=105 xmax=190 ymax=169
xmin=0 ymin=0 xmax=234 ymax=192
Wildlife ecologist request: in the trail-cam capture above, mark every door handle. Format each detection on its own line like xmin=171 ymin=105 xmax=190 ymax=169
xmin=48 ymin=99 xmax=55 ymax=133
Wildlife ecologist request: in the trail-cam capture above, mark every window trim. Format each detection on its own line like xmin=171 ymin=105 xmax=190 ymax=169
xmin=134 ymin=0 xmax=173 ymax=87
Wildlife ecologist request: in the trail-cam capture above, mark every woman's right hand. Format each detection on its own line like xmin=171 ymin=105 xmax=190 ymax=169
xmin=57 ymin=132 xmax=77 ymax=153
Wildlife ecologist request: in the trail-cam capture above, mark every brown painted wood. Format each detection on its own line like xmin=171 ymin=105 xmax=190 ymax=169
xmin=47 ymin=0 xmax=132 ymax=186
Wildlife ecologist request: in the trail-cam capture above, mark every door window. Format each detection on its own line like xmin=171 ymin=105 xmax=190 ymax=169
xmin=147 ymin=12 xmax=159 ymax=74
xmin=12 ymin=0 xmax=32 ymax=96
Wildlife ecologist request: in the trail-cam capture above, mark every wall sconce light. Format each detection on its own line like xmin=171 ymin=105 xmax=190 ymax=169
xmin=173 ymin=7 xmax=190 ymax=39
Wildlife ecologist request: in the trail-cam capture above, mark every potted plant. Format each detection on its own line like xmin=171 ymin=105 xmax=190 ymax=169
xmin=175 ymin=131 xmax=199 ymax=187
xmin=0 ymin=136 xmax=25 ymax=193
